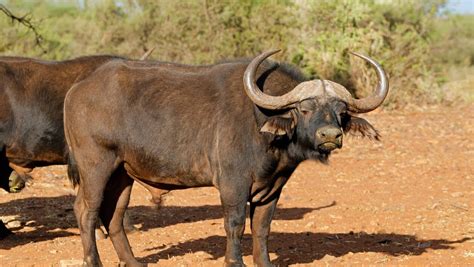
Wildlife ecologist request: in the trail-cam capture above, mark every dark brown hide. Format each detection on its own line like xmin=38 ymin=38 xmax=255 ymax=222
xmin=0 ymin=55 xmax=157 ymax=240
xmin=0 ymin=56 xmax=123 ymax=180
xmin=64 ymin=56 xmax=385 ymax=266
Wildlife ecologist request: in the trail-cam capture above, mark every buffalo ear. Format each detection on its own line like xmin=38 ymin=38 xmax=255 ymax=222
xmin=343 ymin=115 xmax=380 ymax=140
xmin=260 ymin=110 xmax=297 ymax=139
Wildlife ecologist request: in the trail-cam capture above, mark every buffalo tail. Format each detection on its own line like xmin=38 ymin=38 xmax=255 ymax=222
xmin=67 ymin=153 xmax=80 ymax=187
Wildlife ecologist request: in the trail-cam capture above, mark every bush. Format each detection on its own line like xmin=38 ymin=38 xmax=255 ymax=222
xmin=1 ymin=0 xmax=463 ymax=107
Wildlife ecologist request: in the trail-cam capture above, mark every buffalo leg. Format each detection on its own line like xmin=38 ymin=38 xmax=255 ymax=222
xmin=0 ymin=148 xmax=12 ymax=192
xmin=73 ymin=152 xmax=118 ymax=267
xmin=95 ymin=211 xmax=136 ymax=240
xmin=220 ymin=183 xmax=250 ymax=267
xmin=249 ymin=192 xmax=281 ymax=267
xmin=99 ymin=168 xmax=143 ymax=267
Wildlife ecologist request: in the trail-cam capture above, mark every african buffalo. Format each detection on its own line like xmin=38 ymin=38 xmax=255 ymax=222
xmin=64 ymin=50 xmax=388 ymax=266
xmin=0 ymin=50 xmax=153 ymax=238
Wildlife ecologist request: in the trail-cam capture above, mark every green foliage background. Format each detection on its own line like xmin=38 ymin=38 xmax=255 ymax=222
xmin=1 ymin=0 xmax=473 ymax=108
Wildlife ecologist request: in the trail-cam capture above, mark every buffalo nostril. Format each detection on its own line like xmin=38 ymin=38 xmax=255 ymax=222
xmin=335 ymin=132 xmax=342 ymax=139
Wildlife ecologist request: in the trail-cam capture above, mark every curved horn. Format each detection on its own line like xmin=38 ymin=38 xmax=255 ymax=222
xmin=243 ymin=50 xmax=322 ymax=110
xmin=243 ymin=51 xmax=389 ymax=112
xmin=345 ymin=52 xmax=389 ymax=113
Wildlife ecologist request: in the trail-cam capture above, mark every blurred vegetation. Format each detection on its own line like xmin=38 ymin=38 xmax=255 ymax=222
xmin=431 ymin=14 xmax=474 ymax=103
xmin=1 ymin=0 xmax=473 ymax=108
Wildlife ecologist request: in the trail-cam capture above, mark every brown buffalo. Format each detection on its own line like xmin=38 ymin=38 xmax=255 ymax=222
xmin=0 ymin=50 xmax=153 ymax=239
xmin=64 ymin=50 xmax=388 ymax=266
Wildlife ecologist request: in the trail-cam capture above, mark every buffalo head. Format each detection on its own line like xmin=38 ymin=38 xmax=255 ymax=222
xmin=244 ymin=50 xmax=388 ymax=160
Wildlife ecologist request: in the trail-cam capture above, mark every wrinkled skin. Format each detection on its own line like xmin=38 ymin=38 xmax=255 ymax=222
xmin=64 ymin=55 xmax=383 ymax=267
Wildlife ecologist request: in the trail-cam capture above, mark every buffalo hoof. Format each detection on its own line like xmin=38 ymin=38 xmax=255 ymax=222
xmin=0 ymin=220 xmax=13 ymax=239
xmin=254 ymin=262 xmax=275 ymax=267
xmin=224 ymin=262 xmax=246 ymax=267
xmin=9 ymin=172 xmax=25 ymax=193
xmin=83 ymin=257 xmax=103 ymax=267
xmin=118 ymin=261 xmax=146 ymax=267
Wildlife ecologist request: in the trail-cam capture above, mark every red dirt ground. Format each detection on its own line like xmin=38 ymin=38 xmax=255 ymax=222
xmin=1 ymin=105 xmax=473 ymax=266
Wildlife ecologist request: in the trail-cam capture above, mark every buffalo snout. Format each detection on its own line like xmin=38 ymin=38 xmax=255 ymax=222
xmin=315 ymin=125 xmax=343 ymax=151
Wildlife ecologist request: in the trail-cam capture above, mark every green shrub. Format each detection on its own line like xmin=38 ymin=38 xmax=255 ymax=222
xmin=2 ymin=0 xmax=469 ymax=107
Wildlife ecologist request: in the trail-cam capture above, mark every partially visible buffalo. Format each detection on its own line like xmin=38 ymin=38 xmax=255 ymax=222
xmin=0 ymin=50 xmax=153 ymax=239
xmin=64 ymin=50 xmax=388 ymax=266
xmin=0 ymin=55 xmax=122 ymax=189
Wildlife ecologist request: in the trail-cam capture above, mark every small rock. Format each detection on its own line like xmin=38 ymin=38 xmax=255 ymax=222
xmin=50 ymin=249 xmax=58 ymax=254
xmin=194 ymin=251 xmax=206 ymax=256
xmin=7 ymin=220 xmax=22 ymax=228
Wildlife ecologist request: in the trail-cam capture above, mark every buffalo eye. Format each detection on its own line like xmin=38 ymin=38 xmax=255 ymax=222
xmin=301 ymin=110 xmax=311 ymax=116
xmin=298 ymin=100 xmax=315 ymax=116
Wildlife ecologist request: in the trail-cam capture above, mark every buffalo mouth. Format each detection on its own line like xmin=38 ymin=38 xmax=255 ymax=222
xmin=317 ymin=142 xmax=342 ymax=152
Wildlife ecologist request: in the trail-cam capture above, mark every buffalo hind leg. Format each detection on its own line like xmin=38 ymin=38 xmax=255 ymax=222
xmin=99 ymin=167 xmax=143 ymax=267
xmin=73 ymin=152 xmax=118 ymax=267
xmin=220 ymin=180 xmax=250 ymax=267
xmin=249 ymin=191 xmax=281 ymax=267
xmin=95 ymin=210 xmax=137 ymax=240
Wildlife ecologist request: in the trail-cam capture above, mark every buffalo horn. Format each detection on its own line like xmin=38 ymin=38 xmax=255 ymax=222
xmin=243 ymin=50 xmax=389 ymax=113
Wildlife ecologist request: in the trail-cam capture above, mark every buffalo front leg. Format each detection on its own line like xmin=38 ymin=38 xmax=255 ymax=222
xmin=249 ymin=191 xmax=281 ymax=267
xmin=220 ymin=183 xmax=250 ymax=267
xmin=99 ymin=168 xmax=143 ymax=267
xmin=0 ymin=148 xmax=12 ymax=192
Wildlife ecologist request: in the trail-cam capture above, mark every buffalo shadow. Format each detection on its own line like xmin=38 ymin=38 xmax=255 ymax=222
xmin=127 ymin=201 xmax=336 ymax=232
xmin=0 ymin=195 xmax=78 ymax=249
xmin=138 ymin=232 xmax=470 ymax=265
xmin=0 ymin=195 xmax=330 ymax=249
